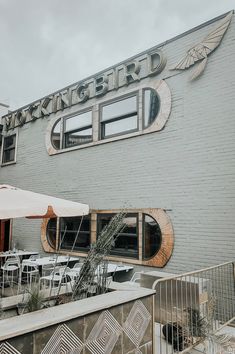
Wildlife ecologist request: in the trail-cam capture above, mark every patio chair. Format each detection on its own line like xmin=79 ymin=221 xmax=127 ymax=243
xmin=40 ymin=266 xmax=73 ymax=293
xmin=1 ymin=256 xmax=21 ymax=296
xmin=28 ymin=254 xmax=40 ymax=261
xmin=21 ymin=261 xmax=40 ymax=289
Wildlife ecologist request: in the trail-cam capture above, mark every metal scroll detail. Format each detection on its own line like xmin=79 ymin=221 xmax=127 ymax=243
xmin=171 ymin=11 xmax=233 ymax=81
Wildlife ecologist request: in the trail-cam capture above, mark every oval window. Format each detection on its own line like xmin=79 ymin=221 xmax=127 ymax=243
xmin=51 ymin=120 xmax=61 ymax=150
xmin=143 ymin=214 xmax=162 ymax=260
xmin=144 ymin=89 xmax=160 ymax=128
xmin=46 ymin=218 xmax=57 ymax=249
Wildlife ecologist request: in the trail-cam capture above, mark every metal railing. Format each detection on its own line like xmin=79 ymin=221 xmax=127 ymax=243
xmin=152 ymin=261 xmax=235 ymax=354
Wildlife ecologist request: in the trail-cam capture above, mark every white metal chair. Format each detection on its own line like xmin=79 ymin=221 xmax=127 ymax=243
xmin=1 ymin=256 xmax=21 ymax=296
xmin=123 ymin=271 xmax=144 ymax=287
xmin=21 ymin=261 xmax=40 ymax=289
xmin=40 ymin=266 xmax=73 ymax=293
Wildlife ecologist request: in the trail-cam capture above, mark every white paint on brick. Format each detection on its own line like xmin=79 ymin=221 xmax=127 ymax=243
xmin=1 ymin=13 xmax=234 ymax=273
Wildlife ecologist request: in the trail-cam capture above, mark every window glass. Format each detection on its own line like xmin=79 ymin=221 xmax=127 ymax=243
xmin=144 ymin=89 xmax=160 ymax=128
xmin=65 ymin=111 xmax=92 ymax=132
xmin=102 ymin=96 xmax=137 ymax=121
xmin=103 ymin=115 xmax=137 ymax=137
xmin=64 ymin=128 xmax=92 ymax=148
xmin=51 ymin=120 xmax=61 ymax=150
xmin=2 ymin=135 xmax=16 ymax=164
xmin=60 ymin=216 xmax=90 ymax=252
xmin=97 ymin=214 xmax=138 ymax=258
xmin=46 ymin=218 xmax=57 ymax=249
xmin=143 ymin=214 xmax=161 ymax=259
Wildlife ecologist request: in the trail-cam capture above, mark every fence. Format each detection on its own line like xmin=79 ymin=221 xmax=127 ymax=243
xmin=152 ymin=261 xmax=235 ymax=354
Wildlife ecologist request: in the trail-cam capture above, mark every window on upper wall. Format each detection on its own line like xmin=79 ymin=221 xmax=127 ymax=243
xmin=100 ymin=95 xmax=138 ymax=139
xmin=64 ymin=111 xmax=92 ymax=148
xmin=51 ymin=110 xmax=92 ymax=150
xmin=2 ymin=134 xmax=16 ymax=164
xmin=60 ymin=215 xmax=91 ymax=252
xmin=97 ymin=213 xmax=138 ymax=258
xmin=143 ymin=214 xmax=162 ymax=260
xmin=49 ymin=84 xmax=165 ymax=153
xmin=143 ymin=89 xmax=160 ymax=128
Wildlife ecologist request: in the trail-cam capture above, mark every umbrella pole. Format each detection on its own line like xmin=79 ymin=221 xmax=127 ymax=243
xmin=56 ymin=215 xmax=84 ymax=298
xmin=48 ymin=225 xmax=67 ymax=299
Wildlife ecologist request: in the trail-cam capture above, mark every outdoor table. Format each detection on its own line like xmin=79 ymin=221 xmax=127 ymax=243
xmin=22 ymin=255 xmax=79 ymax=274
xmin=103 ymin=263 xmax=133 ymax=274
xmin=67 ymin=263 xmax=133 ymax=280
xmin=0 ymin=250 xmax=39 ymax=265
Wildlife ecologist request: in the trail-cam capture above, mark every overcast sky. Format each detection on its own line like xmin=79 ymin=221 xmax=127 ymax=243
xmin=0 ymin=0 xmax=234 ymax=110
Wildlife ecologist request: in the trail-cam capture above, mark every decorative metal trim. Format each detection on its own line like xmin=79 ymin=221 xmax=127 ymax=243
xmin=171 ymin=11 xmax=233 ymax=80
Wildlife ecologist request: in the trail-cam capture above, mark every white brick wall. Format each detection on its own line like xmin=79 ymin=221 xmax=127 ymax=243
xmin=1 ymin=13 xmax=235 ymax=273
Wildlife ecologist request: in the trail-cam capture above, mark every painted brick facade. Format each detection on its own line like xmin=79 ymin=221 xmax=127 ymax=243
xmin=1 ymin=12 xmax=235 ymax=273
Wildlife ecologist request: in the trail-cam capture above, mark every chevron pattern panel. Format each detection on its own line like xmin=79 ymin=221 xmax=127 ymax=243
xmin=86 ymin=310 xmax=122 ymax=353
xmin=0 ymin=298 xmax=153 ymax=354
xmin=41 ymin=324 xmax=83 ymax=354
xmin=0 ymin=342 xmax=21 ymax=354
xmin=123 ymin=300 xmax=151 ymax=347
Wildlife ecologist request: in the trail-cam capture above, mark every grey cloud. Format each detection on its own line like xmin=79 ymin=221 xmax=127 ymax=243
xmin=0 ymin=0 xmax=234 ymax=109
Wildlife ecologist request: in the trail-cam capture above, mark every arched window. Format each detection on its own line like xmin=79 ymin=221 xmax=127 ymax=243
xmin=143 ymin=89 xmax=160 ymax=128
xmin=143 ymin=214 xmax=162 ymax=260
xmin=46 ymin=218 xmax=57 ymax=249
xmin=47 ymin=81 xmax=171 ymax=155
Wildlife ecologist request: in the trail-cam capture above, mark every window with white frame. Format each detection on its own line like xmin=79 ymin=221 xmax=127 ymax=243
xmin=1 ymin=134 xmax=16 ymax=164
xmin=100 ymin=95 xmax=138 ymax=139
xmin=50 ymin=87 xmax=161 ymax=151
xmin=51 ymin=110 xmax=92 ymax=150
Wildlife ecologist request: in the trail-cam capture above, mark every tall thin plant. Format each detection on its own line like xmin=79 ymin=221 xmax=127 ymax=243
xmin=72 ymin=211 xmax=126 ymax=300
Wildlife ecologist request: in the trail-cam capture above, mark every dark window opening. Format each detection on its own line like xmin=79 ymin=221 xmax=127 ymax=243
xmin=144 ymin=89 xmax=160 ymax=128
xmin=60 ymin=215 xmax=91 ymax=252
xmin=143 ymin=214 xmax=162 ymax=259
xmin=46 ymin=218 xmax=57 ymax=249
xmin=2 ymin=134 xmax=16 ymax=164
xmin=97 ymin=213 xmax=138 ymax=258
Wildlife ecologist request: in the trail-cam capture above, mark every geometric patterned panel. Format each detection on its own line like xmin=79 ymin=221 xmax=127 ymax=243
xmin=41 ymin=324 xmax=83 ymax=354
xmin=123 ymin=300 xmax=151 ymax=347
xmin=0 ymin=342 xmax=21 ymax=354
xmin=0 ymin=299 xmax=153 ymax=354
xmin=85 ymin=310 xmax=122 ymax=354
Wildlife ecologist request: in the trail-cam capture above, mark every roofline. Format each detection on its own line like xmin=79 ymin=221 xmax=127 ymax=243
xmin=0 ymin=102 xmax=9 ymax=108
xmin=3 ymin=10 xmax=234 ymax=118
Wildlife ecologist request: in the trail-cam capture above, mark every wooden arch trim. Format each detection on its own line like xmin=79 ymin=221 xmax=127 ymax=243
xmin=41 ymin=208 xmax=174 ymax=268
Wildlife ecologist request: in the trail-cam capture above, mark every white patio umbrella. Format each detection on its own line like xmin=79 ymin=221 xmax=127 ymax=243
xmin=0 ymin=184 xmax=89 ymax=219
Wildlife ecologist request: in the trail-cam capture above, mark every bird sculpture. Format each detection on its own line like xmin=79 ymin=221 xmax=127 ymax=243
xmin=171 ymin=11 xmax=233 ymax=81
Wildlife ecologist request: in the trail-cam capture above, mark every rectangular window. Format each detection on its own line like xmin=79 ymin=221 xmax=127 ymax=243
xmin=100 ymin=95 xmax=138 ymax=139
xmin=97 ymin=213 xmax=138 ymax=258
xmin=60 ymin=216 xmax=90 ymax=252
xmin=2 ymin=134 xmax=16 ymax=164
xmin=63 ymin=111 xmax=92 ymax=148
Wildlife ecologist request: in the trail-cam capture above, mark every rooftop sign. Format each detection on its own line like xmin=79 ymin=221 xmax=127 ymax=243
xmin=3 ymin=49 xmax=166 ymax=130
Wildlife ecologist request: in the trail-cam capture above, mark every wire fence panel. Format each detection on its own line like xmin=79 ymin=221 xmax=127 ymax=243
xmin=152 ymin=261 xmax=235 ymax=354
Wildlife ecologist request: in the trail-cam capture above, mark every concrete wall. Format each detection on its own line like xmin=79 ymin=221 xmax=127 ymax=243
xmin=1 ymin=13 xmax=235 ymax=273
xmin=0 ymin=286 xmax=154 ymax=354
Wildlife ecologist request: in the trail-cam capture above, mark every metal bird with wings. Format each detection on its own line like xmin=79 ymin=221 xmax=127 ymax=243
xmin=171 ymin=11 xmax=233 ymax=81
